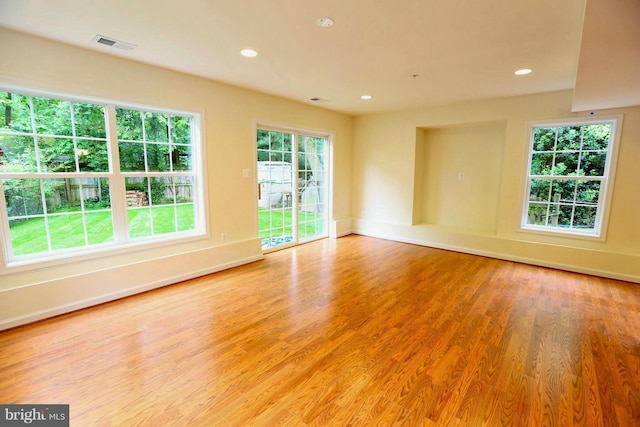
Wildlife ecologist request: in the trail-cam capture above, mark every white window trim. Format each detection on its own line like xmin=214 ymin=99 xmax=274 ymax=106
xmin=0 ymin=84 xmax=209 ymax=273
xmin=519 ymin=114 xmax=623 ymax=241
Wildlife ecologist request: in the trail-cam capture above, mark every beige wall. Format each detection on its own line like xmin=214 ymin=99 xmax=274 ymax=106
xmin=353 ymin=90 xmax=640 ymax=282
xmin=0 ymin=29 xmax=353 ymax=329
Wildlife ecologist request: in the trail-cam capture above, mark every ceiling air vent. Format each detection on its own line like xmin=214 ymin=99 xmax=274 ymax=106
xmin=92 ymin=34 xmax=136 ymax=51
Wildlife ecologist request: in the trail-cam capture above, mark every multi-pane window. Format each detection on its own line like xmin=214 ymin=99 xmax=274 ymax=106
xmin=522 ymin=118 xmax=620 ymax=238
xmin=0 ymin=88 xmax=203 ymax=265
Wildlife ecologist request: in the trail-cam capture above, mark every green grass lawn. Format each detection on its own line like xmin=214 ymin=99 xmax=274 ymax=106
xmin=258 ymin=207 xmax=325 ymax=241
xmin=9 ymin=206 xmax=324 ymax=256
xmin=9 ymin=204 xmax=195 ymax=256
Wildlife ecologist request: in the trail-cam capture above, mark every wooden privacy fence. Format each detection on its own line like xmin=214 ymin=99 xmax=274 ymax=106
xmin=52 ymin=178 xmax=193 ymax=203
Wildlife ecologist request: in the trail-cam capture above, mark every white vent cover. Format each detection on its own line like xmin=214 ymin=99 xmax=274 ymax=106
xmin=92 ymin=34 xmax=136 ymax=51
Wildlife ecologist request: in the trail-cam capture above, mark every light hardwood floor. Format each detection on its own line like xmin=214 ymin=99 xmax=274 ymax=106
xmin=1 ymin=235 xmax=639 ymax=426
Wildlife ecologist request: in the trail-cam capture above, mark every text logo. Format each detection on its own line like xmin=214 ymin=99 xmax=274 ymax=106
xmin=1 ymin=405 xmax=69 ymax=426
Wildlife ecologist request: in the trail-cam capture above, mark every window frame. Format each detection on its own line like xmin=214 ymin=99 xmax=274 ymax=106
xmin=520 ymin=115 xmax=623 ymax=241
xmin=0 ymin=85 xmax=208 ymax=272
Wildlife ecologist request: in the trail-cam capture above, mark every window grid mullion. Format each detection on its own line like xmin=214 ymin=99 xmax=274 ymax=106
xmin=147 ymin=178 xmax=155 ymax=236
xmin=168 ymin=116 xmax=174 ymax=172
xmin=551 ymin=128 xmax=559 ymax=176
xmin=171 ymin=178 xmax=179 ymax=232
xmin=69 ymin=102 xmax=90 ymax=246
xmin=78 ymin=179 xmax=90 ymax=246
xmin=106 ymin=104 xmax=128 ymax=244
xmin=28 ymin=97 xmax=42 ymax=173
xmin=38 ymin=178 xmax=53 ymax=252
xmin=70 ymin=102 xmax=80 ymax=173
xmin=29 ymin=94 xmax=53 ymax=252
xmin=141 ymin=111 xmax=149 ymax=174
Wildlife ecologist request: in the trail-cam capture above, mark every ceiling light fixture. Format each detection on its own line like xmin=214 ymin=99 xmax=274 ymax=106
xmin=515 ymin=68 xmax=533 ymax=75
xmin=240 ymin=49 xmax=258 ymax=58
xmin=361 ymin=95 xmax=372 ymax=100
xmin=316 ymin=17 xmax=334 ymax=28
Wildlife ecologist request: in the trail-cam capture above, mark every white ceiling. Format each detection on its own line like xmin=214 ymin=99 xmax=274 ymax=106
xmin=0 ymin=0 xmax=636 ymax=115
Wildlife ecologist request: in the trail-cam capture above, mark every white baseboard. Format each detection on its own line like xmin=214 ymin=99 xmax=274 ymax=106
xmin=353 ymin=220 xmax=640 ymax=284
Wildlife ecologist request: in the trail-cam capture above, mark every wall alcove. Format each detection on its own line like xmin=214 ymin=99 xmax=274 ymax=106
xmin=413 ymin=121 xmax=507 ymax=235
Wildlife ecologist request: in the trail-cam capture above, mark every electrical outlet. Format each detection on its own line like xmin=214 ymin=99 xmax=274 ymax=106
xmin=221 ymin=233 xmax=227 ymax=242
xmin=458 ymin=172 xmax=465 ymax=181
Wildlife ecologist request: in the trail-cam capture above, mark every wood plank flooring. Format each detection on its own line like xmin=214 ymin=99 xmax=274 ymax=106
xmin=1 ymin=235 xmax=640 ymax=426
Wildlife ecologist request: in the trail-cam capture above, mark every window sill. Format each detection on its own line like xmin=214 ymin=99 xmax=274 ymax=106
xmin=0 ymin=230 xmax=209 ymax=275
xmin=518 ymin=225 xmax=606 ymax=242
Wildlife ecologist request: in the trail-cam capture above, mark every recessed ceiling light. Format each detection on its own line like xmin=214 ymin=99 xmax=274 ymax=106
xmin=515 ymin=68 xmax=533 ymax=75
xmin=361 ymin=95 xmax=372 ymax=100
xmin=240 ymin=49 xmax=258 ymax=58
xmin=316 ymin=17 xmax=334 ymax=28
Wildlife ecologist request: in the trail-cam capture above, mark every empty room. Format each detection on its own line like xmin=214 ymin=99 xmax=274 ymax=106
xmin=0 ymin=0 xmax=639 ymax=425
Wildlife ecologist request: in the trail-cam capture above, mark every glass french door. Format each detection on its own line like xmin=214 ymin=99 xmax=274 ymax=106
xmin=257 ymin=127 xmax=328 ymax=251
